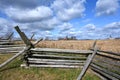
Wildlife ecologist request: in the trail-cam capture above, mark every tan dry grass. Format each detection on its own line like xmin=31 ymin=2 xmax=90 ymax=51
xmin=36 ymin=39 xmax=120 ymax=53
xmin=0 ymin=54 xmax=14 ymax=64
xmin=15 ymin=39 xmax=120 ymax=52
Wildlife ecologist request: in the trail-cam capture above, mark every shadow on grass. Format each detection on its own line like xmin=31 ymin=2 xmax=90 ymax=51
xmin=0 ymin=59 xmax=22 ymax=72
xmin=0 ymin=65 xmax=20 ymax=72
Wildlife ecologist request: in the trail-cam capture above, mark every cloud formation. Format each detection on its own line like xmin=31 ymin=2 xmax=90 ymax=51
xmin=58 ymin=22 xmax=120 ymax=39
xmin=96 ymin=0 xmax=119 ymax=16
xmin=51 ymin=0 xmax=86 ymax=21
xmin=58 ymin=23 xmax=73 ymax=32
xmin=0 ymin=0 xmax=119 ymax=39
xmin=5 ymin=6 xmax=53 ymax=23
xmin=103 ymin=22 xmax=120 ymax=36
xmin=0 ymin=0 xmax=86 ymax=34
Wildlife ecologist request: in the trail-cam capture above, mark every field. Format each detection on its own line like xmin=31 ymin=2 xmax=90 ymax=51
xmin=36 ymin=39 xmax=120 ymax=52
xmin=0 ymin=39 xmax=120 ymax=80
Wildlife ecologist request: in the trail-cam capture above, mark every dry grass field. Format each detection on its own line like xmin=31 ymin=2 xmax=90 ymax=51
xmin=15 ymin=39 xmax=120 ymax=53
xmin=36 ymin=39 xmax=120 ymax=53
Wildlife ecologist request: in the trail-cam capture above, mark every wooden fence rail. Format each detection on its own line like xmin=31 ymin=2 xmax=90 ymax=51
xmin=0 ymin=39 xmax=25 ymax=54
xmin=91 ymin=49 xmax=120 ymax=56
xmin=31 ymin=48 xmax=93 ymax=54
xmin=91 ymin=49 xmax=120 ymax=80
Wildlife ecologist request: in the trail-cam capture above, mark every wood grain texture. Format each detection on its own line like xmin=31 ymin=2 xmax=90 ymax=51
xmin=31 ymin=48 xmax=93 ymax=54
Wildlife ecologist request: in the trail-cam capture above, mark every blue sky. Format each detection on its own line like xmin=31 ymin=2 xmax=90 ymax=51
xmin=0 ymin=0 xmax=120 ymax=39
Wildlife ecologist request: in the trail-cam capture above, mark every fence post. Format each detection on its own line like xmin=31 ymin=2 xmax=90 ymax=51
xmin=14 ymin=26 xmax=34 ymax=47
xmin=0 ymin=26 xmax=42 ymax=68
xmin=30 ymin=33 xmax=35 ymax=41
xmin=7 ymin=32 xmax=14 ymax=41
xmin=77 ymin=40 xmax=98 ymax=80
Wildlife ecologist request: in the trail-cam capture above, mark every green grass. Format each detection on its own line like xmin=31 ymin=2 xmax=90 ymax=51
xmin=0 ymin=54 xmax=101 ymax=80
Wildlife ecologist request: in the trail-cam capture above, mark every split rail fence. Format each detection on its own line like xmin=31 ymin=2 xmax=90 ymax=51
xmin=0 ymin=26 xmax=119 ymax=80
xmin=0 ymin=33 xmax=25 ymax=54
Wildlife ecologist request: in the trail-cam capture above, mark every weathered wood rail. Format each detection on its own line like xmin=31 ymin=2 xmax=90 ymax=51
xmin=0 ymin=37 xmax=25 ymax=53
xmin=0 ymin=32 xmax=14 ymax=41
xmin=23 ymin=48 xmax=93 ymax=68
xmin=90 ymin=49 xmax=120 ymax=80
xmin=0 ymin=47 xmax=25 ymax=53
xmin=0 ymin=26 xmax=119 ymax=80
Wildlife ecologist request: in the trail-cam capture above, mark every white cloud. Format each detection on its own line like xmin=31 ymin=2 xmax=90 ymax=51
xmin=83 ymin=24 xmax=96 ymax=30
xmin=104 ymin=22 xmax=120 ymax=29
xmin=51 ymin=0 xmax=86 ymax=21
xmin=96 ymin=0 xmax=119 ymax=16
xmin=28 ymin=17 xmax=61 ymax=31
xmin=77 ymin=24 xmax=98 ymax=39
xmin=57 ymin=22 xmax=82 ymax=37
xmin=5 ymin=6 xmax=53 ymax=23
xmin=103 ymin=22 xmax=120 ymax=36
xmin=14 ymin=17 xmax=61 ymax=35
xmin=58 ymin=23 xmax=73 ymax=32
xmin=43 ymin=17 xmax=61 ymax=28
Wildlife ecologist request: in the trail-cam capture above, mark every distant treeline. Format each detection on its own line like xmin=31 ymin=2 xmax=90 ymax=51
xmin=58 ymin=36 xmax=77 ymax=40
